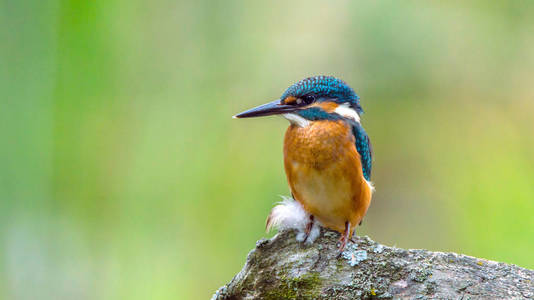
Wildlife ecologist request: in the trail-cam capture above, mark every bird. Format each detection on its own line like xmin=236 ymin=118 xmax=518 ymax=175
xmin=233 ymin=76 xmax=373 ymax=253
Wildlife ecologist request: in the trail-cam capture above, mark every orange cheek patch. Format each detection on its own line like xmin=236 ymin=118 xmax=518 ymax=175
xmin=311 ymin=102 xmax=339 ymax=113
xmin=282 ymin=96 xmax=297 ymax=105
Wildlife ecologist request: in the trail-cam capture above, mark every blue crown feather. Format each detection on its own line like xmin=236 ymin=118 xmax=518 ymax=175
xmin=280 ymin=75 xmax=363 ymax=114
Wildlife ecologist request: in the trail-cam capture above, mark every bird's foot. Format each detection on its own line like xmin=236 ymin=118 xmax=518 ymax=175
xmin=296 ymin=215 xmax=320 ymax=245
xmin=336 ymin=221 xmax=351 ymax=257
xmin=302 ymin=215 xmax=314 ymax=243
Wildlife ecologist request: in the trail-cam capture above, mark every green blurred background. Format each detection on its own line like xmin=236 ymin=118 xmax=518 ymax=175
xmin=2 ymin=0 xmax=534 ymax=299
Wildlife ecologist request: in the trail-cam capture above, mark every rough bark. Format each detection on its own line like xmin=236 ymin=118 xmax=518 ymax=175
xmin=212 ymin=230 xmax=534 ymax=299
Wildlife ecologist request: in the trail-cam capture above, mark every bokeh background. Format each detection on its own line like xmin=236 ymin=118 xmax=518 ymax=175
xmin=2 ymin=1 xmax=534 ymax=299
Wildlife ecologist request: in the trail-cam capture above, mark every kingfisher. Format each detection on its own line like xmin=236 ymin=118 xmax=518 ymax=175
xmin=234 ymin=76 xmax=373 ymax=253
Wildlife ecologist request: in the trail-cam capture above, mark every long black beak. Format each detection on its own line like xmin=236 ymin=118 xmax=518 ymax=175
xmin=233 ymin=99 xmax=297 ymax=119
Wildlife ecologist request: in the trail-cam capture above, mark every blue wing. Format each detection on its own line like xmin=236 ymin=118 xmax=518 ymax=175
xmin=351 ymin=122 xmax=372 ymax=181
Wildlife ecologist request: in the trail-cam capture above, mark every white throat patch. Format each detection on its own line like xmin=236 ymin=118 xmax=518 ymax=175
xmin=283 ymin=113 xmax=310 ymax=127
xmin=334 ymin=103 xmax=360 ymax=123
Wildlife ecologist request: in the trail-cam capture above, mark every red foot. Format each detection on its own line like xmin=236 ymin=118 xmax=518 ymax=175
xmin=337 ymin=221 xmax=351 ymax=254
xmin=303 ymin=215 xmax=314 ymax=243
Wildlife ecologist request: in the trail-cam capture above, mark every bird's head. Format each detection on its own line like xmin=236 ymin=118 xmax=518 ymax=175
xmin=234 ymin=76 xmax=362 ymax=126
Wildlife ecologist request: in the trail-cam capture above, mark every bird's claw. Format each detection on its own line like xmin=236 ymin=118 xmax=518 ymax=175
xmin=302 ymin=215 xmax=314 ymax=244
xmin=337 ymin=221 xmax=351 ymax=255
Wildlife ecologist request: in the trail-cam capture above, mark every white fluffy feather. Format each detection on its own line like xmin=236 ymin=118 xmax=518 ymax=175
xmin=266 ymin=196 xmax=321 ymax=244
xmin=266 ymin=196 xmax=308 ymax=232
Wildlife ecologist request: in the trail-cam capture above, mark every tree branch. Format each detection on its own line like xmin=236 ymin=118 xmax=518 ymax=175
xmin=212 ymin=230 xmax=534 ymax=299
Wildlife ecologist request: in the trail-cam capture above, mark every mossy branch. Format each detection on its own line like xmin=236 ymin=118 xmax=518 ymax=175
xmin=212 ymin=230 xmax=534 ymax=299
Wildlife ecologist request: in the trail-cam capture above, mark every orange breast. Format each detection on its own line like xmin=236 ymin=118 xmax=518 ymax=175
xmin=283 ymin=120 xmax=372 ymax=234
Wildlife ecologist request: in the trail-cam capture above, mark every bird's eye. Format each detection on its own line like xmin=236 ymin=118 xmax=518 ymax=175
xmin=301 ymin=95 xmax=315 ymax=105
